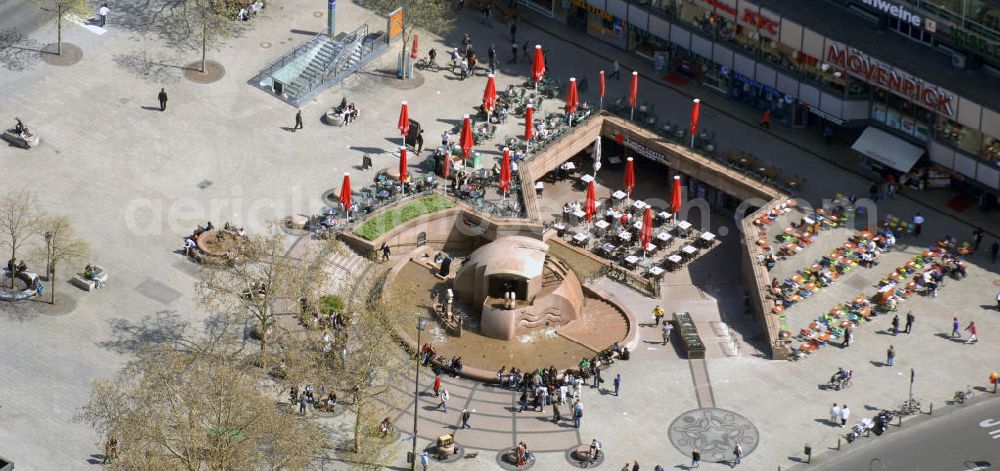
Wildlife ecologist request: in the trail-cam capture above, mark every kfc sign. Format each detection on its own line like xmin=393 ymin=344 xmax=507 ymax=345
xmin=826 ymin=44 xmax=955 ymax=116
xmin=698 ymin=0 xmax=779 ymax=36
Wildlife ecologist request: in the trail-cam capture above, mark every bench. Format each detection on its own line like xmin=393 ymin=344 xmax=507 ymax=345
xmin=72 ymin=266 xmax=108 ymax=292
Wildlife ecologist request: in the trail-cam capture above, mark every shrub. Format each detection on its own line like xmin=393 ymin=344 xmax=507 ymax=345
xmin=354 ymin=196 xmax=454 ymax=241
xmin=318 ymin=295 xmax=344 ymax=315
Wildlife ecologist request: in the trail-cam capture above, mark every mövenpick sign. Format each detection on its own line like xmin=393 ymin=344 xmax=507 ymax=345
xmin=861 ymin=0 xmax=923 ymax=27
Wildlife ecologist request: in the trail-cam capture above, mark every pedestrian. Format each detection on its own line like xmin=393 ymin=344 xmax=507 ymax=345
xmin=886 ymin=345 xmax=895 ymax=367
xmin=868 ymin=182 xmax=879 ymax=201
xmin=840 ymin=404 xmax=850 ymax=428
xmin=842 ymin=326 xmax=852 ymax=347
xmin=433 ymin=373 xmax=441 ymax=397
xmin=419 ymin=451 xmax=429 ymax=471
xmin=823 ymin=125 xmax=833 ymax=146
xmin=438 ymin=388 xmax=449 ymax=411
xmin=690 ymin=449 xmax=701 ymax=468
xmin=573 ymin=401 xmax=583 ymax=428
xmin=415 ymin=130 xmax=424 ymax=153
xmin=98 ymin=3 xmax=110 ymax=27
xmin=294 ymin=109 xmax=303 ymax=131
xmin=652 ymin=305 xmax=664 ymax=325
xmin=731 ymin=443 xmax=743 ymax=468
xmin=632 ymin=460 xmax=640 ymax=471
xmin=891 ymin=314 xmax=900 ymax=336
xmin=381 ymin=241 xmax=391 ymax=261
xmin=965 ymin=321 xmax=978 ymax=344
xmin=886 ymin=180 xmax=897 ymax=199
xmin=613 ymin=374 xmax=621 ymax=396
xmin=460 ymin=58 xmax=469 ymax=80
xmin=298 ymin=392 xmax=308 ymax=415
xmin=829 ymin=403 xmax=841 ymax=425
xmin=552 ymin=402 xmax=561 ymax=422
xmin=487 ymin=44 xmax=497 ymax=74
xmin=760 ymin=109 xmax=771 ymax=129
xmin=952 ymin=317 xmax=961 ymax=337
xmin=593 ymin=365 xmax=601 ymax=387
xmin=461 ymin=32 xmax=471 ymax=51
xmin=522 ymin=41 xmax=529 ymax=62
xmin=509 ymin=21 xmax=517 ymax=43
xmin=460 ymin=408 xmax=471 ymax=429
xmin=662 ymin=322 xmax=673 ymax=345
xmin=973 ymin=227 xmax=984 ymax=251
xmin=519 ymin=389 xmax=527 ymax=412
xmin=912 ymin=212 xmax=924 ymax=236
xmin=905 ymin=311 xmax=914 ymax=334
xmin=157 ymin=88 xmax=168 ymax=111
xmin=441 ymin=129 xmax=450 ymax=148
xmin=654 ymin=466 xmax=665 ymax=471
xmin=610 ymin=59 xmax=621 ymax=80
xmin=509 ymin=41 xmax=518 ymax=64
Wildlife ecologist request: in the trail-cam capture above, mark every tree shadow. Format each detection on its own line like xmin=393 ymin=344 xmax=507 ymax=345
xmin=0 ymin=28 xmax=43 ymax=71
xmin=97 ymin=310 xmax=189 ymax=354
xmin=112 ymin=51 xmax=184 ymax=84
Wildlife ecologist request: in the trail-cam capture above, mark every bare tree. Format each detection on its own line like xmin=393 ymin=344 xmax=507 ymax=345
xmin=362 ymin=0 xmax=453 ymax=79
xmin=28 ymin=0 xmax=88 ymax=55
xmin=0 ymin=191 xmax=40 ymax=288
xmin=156 ymin=0 xmax=240 ymax=73
xmin=76 ymin=344 xmax=321 ymax=469
xmin=33 ymin=215 xmax=91 ymax=304
xmin=197 ymin=225 xmax=333 ymax=367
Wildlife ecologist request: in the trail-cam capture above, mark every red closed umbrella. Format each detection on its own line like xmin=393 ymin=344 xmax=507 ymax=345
xmin=500 ymin=147 xmax=511 ymax=195
xmin=441 ymin=151 xmax=450 ymax=194
xmin=598 ymin=70 xmax=606 ymax=110
xmin=410 ymin=34 xmax=419 ymax=59
xmin=585 ymin=180 xmax=596 ymax=223
xmin=565 ymin=77 xmax=579 ymax=115
xmin=531 ymin=45 xmax=545 ymax=85
xmin=399 ymin=146 xmax=408 ymax=183
xmin=629 ymin=71 xmax=638 ymax=120
xmin=483 ymin=74 xmax=497 ymax=113
xmin=459 ymin=114 xmax=474 ymax=160
xmin=397 ymin=101 xmax=410 ymax=147
xmin=339 ymin=173 xmax=352 ymax=212
xmin=671 ymin=175 xmax=683 ymax=214
xmin=624 ymin=157 xmax=635 ymax=197
xmin=640 ymin=207 xmax=653 ymax=253
xmin=524 ymin=104 xmax=534 ymax=149
xmin=689 ymin=98 xmax=701 ymax=147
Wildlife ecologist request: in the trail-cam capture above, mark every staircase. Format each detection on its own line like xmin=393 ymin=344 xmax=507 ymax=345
xmin=253 ymin=24 xmax=387 ymax=107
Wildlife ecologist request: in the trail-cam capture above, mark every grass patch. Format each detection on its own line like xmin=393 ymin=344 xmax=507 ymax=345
xmin=354 ymin=195 xmax=455 ymax=241
xmin=318 ymin=295 xmax=344 ymax=315
xmin=547 ymin=240 xmax=607 ymax=281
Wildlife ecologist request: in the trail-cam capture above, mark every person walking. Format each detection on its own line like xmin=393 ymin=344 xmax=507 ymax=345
xmin=380 ymin=242 xmax=391 ymax=261
xmin=842 ymin=326 xmax=852 ymax=347
xmin=518 ymin=389 xmax=528 ymax=412
xmin=98 ymin=3 xmax=110 ymax=27
xmin=157 ymin=88 xmax=168 ymax=111
xmin=487 ymin=44 xmax=497 ymax=74
xmin=840 ymin=404 xmax=850 ymax=428
xmin=912 ymin=212 xmax=924 ymax=236
xmin=433 ymin=373 xmax=441 ymax=397
xmin=419 ymin=451 xmax=429 ymax=471
xmin=690 ymin=449 xmax=701 ymax=468
xmin=759 ymin=109 xmax=771 ymax=129
xmin=509 ymin=41 xmax=518 ymax=64
xmin=952 ymin=317 xmax=961 ymax=338
xmin=632 ymin=460 xmax=640 ymax=471
xmin=610 ymin=60 xmax=621 ymax=80
xmin=905 ymin=311 xmax=915 ymax=334
xmin=573 ymin=401 xmax=583 ymax=428
xmin=294 ymin=109 xmax=304 ymax=131
xmin=731 ymin=443 xmax=743 ymax=468
xmin=965 ymin=321 xmax=978 ymax=344
xmin=298 ymin=392 xmax=308 ymax=415
xmin=552 ymin=401 xmax=561 ymax=422
xmin=593 ymin=365 xmax=602 ymax=387
xmin=460 ymin=409 xmax=471 ymax=429
xmin=509 ymin=21 xmax=517 ymax=43
xmin=829 ymin=403 xmax=841 ymax=426
xmin=891 ymin=314 xmax=900 ymax=336
xmin=438 ymin=388 xmax=449 ymax=412
xmin=662 ymin=321 xmax=673 ymax=345
xmin=652 ymin=305 xmax=664 ymax=325
xmin=886 ymin=345 xmax=895 ymax=367
xmin=613 ymin=374 xmax=621 ymax=396
xmin=973 ymin=227 xmax=984 ymax=251
xmin=415 ymin=130 xmax=424 ymax=153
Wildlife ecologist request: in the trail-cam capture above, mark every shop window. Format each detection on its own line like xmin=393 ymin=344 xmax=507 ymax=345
xmin=887 ymin=17 xmax=933 ymax=45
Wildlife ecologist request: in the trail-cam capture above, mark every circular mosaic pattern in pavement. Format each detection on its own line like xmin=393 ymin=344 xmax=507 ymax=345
xmin=668 ymin=408 xmax=759 ymax=463
xmin=496 ymin=447 xmax=535 ymax=470
xmin=564 ymin=445 xmax=604 ymax=468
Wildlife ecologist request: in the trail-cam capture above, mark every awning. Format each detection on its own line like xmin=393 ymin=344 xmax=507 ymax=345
xmin=851 ymin=127 xmax=924 ymax=173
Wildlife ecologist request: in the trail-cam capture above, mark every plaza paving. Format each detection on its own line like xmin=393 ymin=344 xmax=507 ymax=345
xmin=1 ymin=1 xmax=1000 ymax=470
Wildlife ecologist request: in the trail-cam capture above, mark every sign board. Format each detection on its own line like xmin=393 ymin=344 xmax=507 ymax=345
xmin=654 ymin=51 xmax=669 ymax=74
xmin=387 ymin=8 xmax=403 ymax=41
xmin=623 ymin=137 xmax=668 ymax=165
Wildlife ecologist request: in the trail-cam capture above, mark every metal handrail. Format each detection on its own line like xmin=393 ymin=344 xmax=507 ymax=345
xmin=253 ymin=33 xmax=325 ymax=84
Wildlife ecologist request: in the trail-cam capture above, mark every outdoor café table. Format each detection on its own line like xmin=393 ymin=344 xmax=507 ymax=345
xmin=618 ymin=231 xmax=632 ymax=242
xmin=700 ymin=232 xmax=716 ymax=245
xmin=643 ymin=242 xmax=656 ymax=252
xmin=656 ymin=232 xmax=672 ymax=244
xmin=676 ymin=220 xmax=692 ymax=235
xmin=681 ymin=245 xmax=698 ymax=256
xmin=535 ymin=182 xmax=544 ymax=197
xmin=624 ymin=255 xmax=640 ymax=267
xmin=612 ymin=190 xmax=627 ymax=200
xmin=594 ymin=220 xmax=610 ymax=230
xmin=560 ymin=162 xmax=576 ymax=171
xmin=572 ymin=232 xmax=589 ymax=246
xmin=657 ymin=211 xmax=673 ymax=224
xmin=633 ymin=221 xmax=644 ymax=231
xmin=649 ymin=266 xmax=665 ymax=278
xmin=633 ymin=200 xmax=646 ymax=210
xmin=600 ymin=243 xmax=616 ymax=255
xmin=580 ymin=174 xmax=594 ymax=184
xmin=573 ymin=210 xmax=586 ymax=221
xmin=667 ymin=254 xmax=683 ymax=269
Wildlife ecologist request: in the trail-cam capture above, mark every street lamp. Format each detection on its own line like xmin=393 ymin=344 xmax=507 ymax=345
xmin=44 ymin=231 xmax=53 ymax=304
xmin=411 ymin=317 xmax=429 ymax=470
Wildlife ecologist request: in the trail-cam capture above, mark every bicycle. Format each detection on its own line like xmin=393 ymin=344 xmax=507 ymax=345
xmin=953 ymin=385 xmax=973 ymax=405
xmin=415 ymin=57 xmax=439 ymax=72
xmin=895 ymin=398 xmax=921 ymax=416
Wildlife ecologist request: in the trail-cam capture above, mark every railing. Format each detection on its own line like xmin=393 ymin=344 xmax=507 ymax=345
xmin=252 ymin=33 xmax=325 ymax=89
xmin=326 ymin=24 xmax=369 ymax=84
xmin=902 ymin=0 xmax=1000 ymax=43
